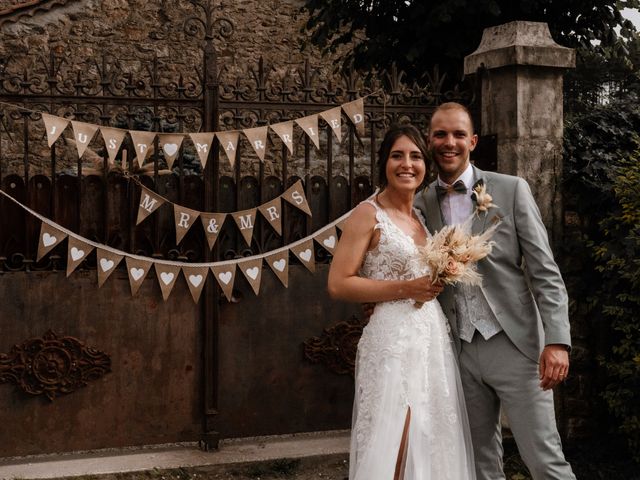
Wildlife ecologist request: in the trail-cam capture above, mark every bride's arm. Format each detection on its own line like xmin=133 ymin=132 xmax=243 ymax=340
xmin=327 ymin=203 xmax=439 ymax=303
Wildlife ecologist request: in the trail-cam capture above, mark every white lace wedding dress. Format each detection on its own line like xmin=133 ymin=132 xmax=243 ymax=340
xmin=349 ymin=199 xmax=476 ymax=480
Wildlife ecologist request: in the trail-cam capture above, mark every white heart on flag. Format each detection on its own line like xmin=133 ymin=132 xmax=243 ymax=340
xmin=130 ymin=267 xmax=144 ymax=281
xmin=100 ymin=258 xmax=114 ymax=272
xmin=70 ymin=247 xmax=85 ymax=261
xmin=189 ymin=274 xmax=203 ymax=287
xmin=246 ymin=267 xmax=259 ymax=280
xmin=299 ymin=249 xmax=312 ymax=262
xmin=163 ymin=143 xmax=178 ymax=157
xmin=43 ymin=233 xmax=57 ymax=247
xmin=160 ymin=272 xmax=174 ymax=285
xmin=272 ymin=259 xmax=286 ymax=272
xmin=218 ymin=271 xmax=232 ymax=285
xmin=322 ymin=236 xmax=336 ymax=249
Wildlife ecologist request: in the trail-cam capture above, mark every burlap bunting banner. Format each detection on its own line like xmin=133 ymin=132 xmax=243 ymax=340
xmin=41 ymin=113 xmax=68 ymax=147
xmin=244 ymin=126 xmax=269 ymax=162
xmin=265 ymin=251 xmax=289 ymax=287
xmin=71 ymin=121 xmax=99 ymax=158
xmin=211 ymin=264 xmax=236 ymax=301
xmin=96 ymin=248 xmax=123 ymax=287
xmin=258 ymin=198 xmax=282 ymax=235
xmin=315 ymin=226 xmax=338 ymax=254
xmin=66 ymin=236 xmax=94 ymax=277
xmin=100 ymin=127 xmax=127 ymax=163
xmin=290 ymin=239 xmax=315 ymax=273
xmin=200 ymin=212 xmax=226 ymax=250
xmin=173 ymin=205 xmax=201 ymax=245
xmin=136 ymin=185 xmax=166 ymax=225
xmin=320 ymin=107 xmax=343 ymax=142
xmin=216 ymin=131 xmax=240 ymax=167
xmin=295 ymin=115 xmax=320 ymax=149
xmin=189 ymin=132 xmax=216 ymax=168
xmin=37 ymin=222 xmax=67 ymax=261
xmin=270 ymin=121 xmax=294 ymax=154
xmin=182 ymin=265 xmax=209 ymax=303
xmin=342 ymin=98 xmax=365 ymax=137
xmin=155 ymin=263 xmax=181 ymax=301
xmin=238 ymin=257 xmax=263 ymax=295
xmin=158 ymin=133 xmax=184 ymax=169
xmin=125 ymin=256 xmax=153 ymax=296
xmin=232 ymin=207 xmax=258 ymax=246
xmin=129 ymin=130 xmax=156 ymax=168
xmin=282 ymin=180 xmax=312 ymax=216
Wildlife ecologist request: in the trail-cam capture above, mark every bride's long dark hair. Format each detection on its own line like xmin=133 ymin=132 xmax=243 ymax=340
xmin=377 ymin=124 xmax=430 ymax=189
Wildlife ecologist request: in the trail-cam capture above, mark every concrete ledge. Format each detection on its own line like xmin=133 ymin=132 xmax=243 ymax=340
xmin=0 ymin=430 xmax=350 ymax=479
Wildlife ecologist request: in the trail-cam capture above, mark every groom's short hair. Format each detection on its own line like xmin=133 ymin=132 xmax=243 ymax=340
xmin=429 ymin=102 xmax=475 ymax=134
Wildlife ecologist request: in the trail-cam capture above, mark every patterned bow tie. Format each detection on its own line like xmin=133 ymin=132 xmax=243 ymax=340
xmin=435 ymin=180 xmax=467 ymax=197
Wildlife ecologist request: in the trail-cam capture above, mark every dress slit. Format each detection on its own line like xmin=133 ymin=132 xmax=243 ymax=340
xmin=394 ymin=406 xmax=411 ymax=480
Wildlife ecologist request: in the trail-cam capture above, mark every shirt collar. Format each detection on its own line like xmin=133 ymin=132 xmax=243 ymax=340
xmin=437 ymin=162 xmax=474 ymax=188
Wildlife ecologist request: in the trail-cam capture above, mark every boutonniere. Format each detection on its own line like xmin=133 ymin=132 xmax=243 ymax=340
xmin=471 ymin=179 xmax=496 ymax=214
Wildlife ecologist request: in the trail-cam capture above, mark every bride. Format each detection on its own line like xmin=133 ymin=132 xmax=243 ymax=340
xmin=328 ymin=124 xmax=475 ymax=479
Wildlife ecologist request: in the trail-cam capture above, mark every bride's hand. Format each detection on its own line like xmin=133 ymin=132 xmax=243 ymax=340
xmin=407 ymin=276 xmax=443 ymax=303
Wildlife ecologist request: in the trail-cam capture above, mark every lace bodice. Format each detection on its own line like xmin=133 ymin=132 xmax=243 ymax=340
xmin=359 ymin=199 xmax=431 ymax=282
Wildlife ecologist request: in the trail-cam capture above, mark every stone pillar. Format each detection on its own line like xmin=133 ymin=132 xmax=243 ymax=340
xmin=464 ymin=21 xmax=575 ymax=245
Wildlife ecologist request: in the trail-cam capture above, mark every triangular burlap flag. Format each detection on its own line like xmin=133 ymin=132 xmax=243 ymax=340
xmin=136 ymin=185 xmax=166 ymax=225
xmin=282 ymin=180 xmax=312 ymax=216
xmin=342 ymin=98 xmax=365 ymax=137
xmin=154 ymin=263 xmax=181 ymax=301
xmin=315 ymin=226 xmax=338 ymax=254
xmin=182 ymin=265 xmax=209 ymax=303
xmin=189 ymin=132 xmax=216 ymax=168
xmin=125 ymin=256 xmax=153 ymax=296
xmin=200 ymin=212 xmax=226 ymax=250
xmin=66 ymin=237 xmax=95 ymax=277
xmin=158 ymin=133 xmax=184 ymax=169
xmin=243 ymin=126 xmax=269 ymax=162
xmin=70 ymin=121 xmax=99 ymax=158
xmin=37 ymin=222 xmax=68 ymax=262
xmin=96 ymin=248 xmax=123 ymax=287
xmin=41 ymin=113 xmax=68 ymax=148
xmin=320 ymin=107 xmax=342 ymax=142
xmin=216 ymin=131 xmax=240 ymax=167
xmin=295 ymin=114 xmax=320 ymax=149
xmin=290 ymin=239 xmax=315 ymax=273
xmin=100 ymin=127 xmax=127 ymax=163
xmin=265 ymin=251 xmax=289 ymax=287
xmin=173 ymin=205 xmax=201 ymax=245
xmin=231 ymin=207 xmax=257 ymax=246
xmin=258 ymin=198 xmax=282 ymax=236
xmin=238 ymin=257 xmax=263 ymax=295
xmin=211 ymin=264 xmax=236 ymax=302
xmin=129 ymin=130 xmax=156 ymax=168
xmin=336 ymin=217 xmax=349 ymax=232
xmin=270 ymin=121 xmax=294 ymax=154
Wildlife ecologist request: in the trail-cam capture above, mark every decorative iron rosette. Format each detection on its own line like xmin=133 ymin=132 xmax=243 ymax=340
xmin=0 ymin=330 xmax=111 ymax=401
xmin=303 ymin=315 xmax=367 ymax=377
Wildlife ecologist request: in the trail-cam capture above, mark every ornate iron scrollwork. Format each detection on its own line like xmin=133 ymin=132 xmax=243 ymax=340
xmin=303 ymin=315 xmax=367 ymax=377
xmin=0 ymin=330 xmax=111 ymax=400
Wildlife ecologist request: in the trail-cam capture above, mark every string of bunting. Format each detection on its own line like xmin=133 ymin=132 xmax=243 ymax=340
xmin=6 ymin=97 xmax=367 ymax=169
xmin=134 ymin=177 xmax=312 ymax=248
xmin=0 ymin=188 xmax=353 ymax=304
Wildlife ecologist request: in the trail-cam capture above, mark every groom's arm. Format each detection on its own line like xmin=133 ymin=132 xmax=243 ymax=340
xmin=512 ymin=178 xmax=571 ymax=346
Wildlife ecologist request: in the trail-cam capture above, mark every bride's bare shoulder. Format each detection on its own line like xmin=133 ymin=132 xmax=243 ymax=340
xmin=343 ymin=201 xmax=378 ymax=231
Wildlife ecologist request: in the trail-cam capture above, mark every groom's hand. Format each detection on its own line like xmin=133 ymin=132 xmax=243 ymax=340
xmin=539 ymin=344 xmax=570 ymax=390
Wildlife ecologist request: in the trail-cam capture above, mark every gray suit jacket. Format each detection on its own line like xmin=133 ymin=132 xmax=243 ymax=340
xmin=414 ymin=166 xmax=571 ymax=362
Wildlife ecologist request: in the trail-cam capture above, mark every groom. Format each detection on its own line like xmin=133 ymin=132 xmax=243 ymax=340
xmin=414 ymin=102 xmax=576 ymax=479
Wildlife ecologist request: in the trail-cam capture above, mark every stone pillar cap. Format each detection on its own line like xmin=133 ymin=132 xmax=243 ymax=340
xmin=464 ymin=21 xmax=575 ymax=74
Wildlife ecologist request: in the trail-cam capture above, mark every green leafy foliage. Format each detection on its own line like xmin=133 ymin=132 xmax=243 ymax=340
xmin=564 ymin=95 xmax=640 ymax=461
xmin=302 ymin=0 xmax=639 ymax=79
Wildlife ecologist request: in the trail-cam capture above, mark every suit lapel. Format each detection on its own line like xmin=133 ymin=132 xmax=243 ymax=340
xmin=471 ymin=166 xmax=491 ymax=235
xmin=422 ymin=184 xmax=444 ymax=234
